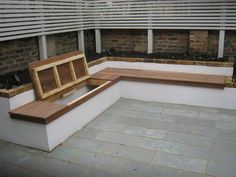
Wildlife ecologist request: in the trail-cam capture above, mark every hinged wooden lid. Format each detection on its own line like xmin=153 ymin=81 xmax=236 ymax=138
xmin=29 ymin=51 xmax=89 ymax=100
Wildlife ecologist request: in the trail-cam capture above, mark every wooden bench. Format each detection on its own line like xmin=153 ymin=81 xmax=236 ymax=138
xmin=9 ymin=52 xmax=115 ymax=124
xmin=90 ymin=68 xmax=225 ymax=88
xmin=9 ymin=52 xmax=226 ymax=124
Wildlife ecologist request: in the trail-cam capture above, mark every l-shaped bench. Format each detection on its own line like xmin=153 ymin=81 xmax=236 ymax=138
xmin=10 ymin=62 xmax=225 ymax=124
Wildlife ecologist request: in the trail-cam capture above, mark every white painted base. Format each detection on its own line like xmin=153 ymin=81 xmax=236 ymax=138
xmin=0 ymin=83 xmax=121 ymax=151
xmin=9 ymin=90 xmax=35 ymax=109
xmin=46 ymin=83 xmax=121 ymax=151
xmin=121 ymin=81 xmax=236 ymax=110
xmin=0 ymin=95 xmax=48 ymax=150
xmin=0 ymin=61 xmax=235 ymax=151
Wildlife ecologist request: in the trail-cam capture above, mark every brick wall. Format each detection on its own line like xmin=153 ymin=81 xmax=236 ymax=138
xmin=224 ymin=31 xmax=236 ymax=59
xmin=208 ymin=31 xmax=219 ymax=56
xmin=153 ymin=30 xmax=189 ymax=54
xmin=47 ymin=32 xmax=78 ymax=57
xmin=84 ymin=30 xmax=96 ymax=53
xmin=189 ymin=30 xmax=208 ymax=54
xmin=0 ymin=37 xmax=39 ymax=75
xmin=102 ymin=29 xmax=147 ymax=53
xmin=0 ymin=29 xmax=235 ymax=76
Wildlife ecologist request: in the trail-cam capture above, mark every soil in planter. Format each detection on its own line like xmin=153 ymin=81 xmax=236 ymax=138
xmin=0 ymin=51 xmax=233 ymax=89
xmin=101 ymin=50 xmax=230 ymax=62
xmin=0 ymin=69 xmax=31 ymax=89
xmin=85 ymin=52 xmax=104 ymax=62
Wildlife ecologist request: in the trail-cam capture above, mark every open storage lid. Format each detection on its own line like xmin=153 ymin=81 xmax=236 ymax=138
xmin=29 ymin=51 xmax=89 ymax=100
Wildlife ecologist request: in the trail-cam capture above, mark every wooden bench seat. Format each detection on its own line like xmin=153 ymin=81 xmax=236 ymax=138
xmin=91 ymin=68 xmax=226 ymax=88
xmin=9 ymin=80 xmax=115 ymax=124
xmin=10 ymin=101 xmax=66 ymax=124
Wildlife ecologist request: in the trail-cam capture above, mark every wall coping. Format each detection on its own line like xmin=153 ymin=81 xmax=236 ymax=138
xmin=88 ymin=57 xmax=234 ymax=68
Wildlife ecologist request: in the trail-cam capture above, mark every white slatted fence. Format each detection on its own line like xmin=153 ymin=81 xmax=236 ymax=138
xmin=0 ymin=0 xmax=236 ymax=41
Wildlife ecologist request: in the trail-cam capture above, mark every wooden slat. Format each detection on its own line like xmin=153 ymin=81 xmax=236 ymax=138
xmin=29 ymin=51 xmax=89 ymax=100
xmin=32 ymin=71 xmax=44 ymax=97
xmin=69 ymin=61 xmax=77 ymax=81
xmin=29 ymin=51 xmax=82 ymax=69
xmin=53 ymin=66 xmax=62 ymax=88
xmin=34 ymin=54 xmax=85 ymax=72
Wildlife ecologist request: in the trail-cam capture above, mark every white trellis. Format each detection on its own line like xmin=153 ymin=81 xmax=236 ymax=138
xmin=0 ymin=0 xmax=236 ymax=58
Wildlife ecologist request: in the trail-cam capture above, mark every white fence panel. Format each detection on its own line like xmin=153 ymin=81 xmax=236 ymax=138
xmin=0 ymin=0 xmax=235 ymax=41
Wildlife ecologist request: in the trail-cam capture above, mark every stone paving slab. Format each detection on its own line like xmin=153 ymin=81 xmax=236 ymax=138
xmin=95 ymin=131 xmax=141 ymax=146
xmin=111 ymin=100 xmax=131 ymax=110
xmin=217 ymin=108 xmax=236 ymax=116
xmin=83 ymin=167 xmax=126 ymax=177
xmin=70 ymin=150 xmax=127 ymax=174
xmin=0 ymin=140 xmax=29 ymax=152
xmin=123 ymin=125 xmax=167 ymax=139
xmin=0 ymin=164 xmax=50 ymax=177
xmin=210 ymin=137 xmax=236 ymax=152
xmin=63 ymin=136 xmax=109 ymax=153
xmin=185 ymin=145 xmax=236 ymax=164
xmin=137 ymin=111 xmax=168 ymax=120
xmin=216 ymin=121 xmax=236 ymax=131
xmin=152 ymin=152 xmax=208 ymax=173
xmin=199 ymin=112 xmax=236 ymax=122
xmin=0 ymin=144 xmax=87 ymax=177
xmin=15 ymin=144 xmax=76 ymax=162
xmin=75 ymin=127 xmax=102 ymax=139
xmin=117 ymin=160 xmax=177 ymax=177
xmin=41 ymin=145 xmax=79 ymax=161
xmin=1 ymin=98 xmax=236 ymax=177
xmin=130 ymin=103 xmax=164 ymax=113
xmin=112 ymin=100 xmax=165 ymax=114
xmin=166 ymin=131 xmax=211 ymax=147
xmin=162 ymin=108 xmax=199 ymax=118
xmin=87 ymin=121 xmax=127 ymax=132
xmin=103 ymin=143 xmax=156 ymax=163
xmin=165 ymin=103 xmax=219 ymax=113
xmin=192 ymin=126 xmax=236 ymax=141
xmin=166 ymin=122 xmax=197 ymax=133
xmin=215 ymin=114 xmax=236 ymax=122
xmin=206 ymin=161 xmax=236 ymax=177
xmin=163 ymin=114 xmax=217 ymax=128
xmin=138 ymin=137 xmax=186 ymax=154
xmin=102 ymin=114 xmax=171 ymax=130
xmin=103 ymin=107 xmax=141 ymax=117
xmin=176 ymin=170 xmax=212 ymax=177
xmin=101 ymin=113 xmax=223 ymax=136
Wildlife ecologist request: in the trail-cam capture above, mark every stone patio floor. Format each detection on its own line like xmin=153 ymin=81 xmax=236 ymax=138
xmin=0 ymin=98 xmax=236 ymax=177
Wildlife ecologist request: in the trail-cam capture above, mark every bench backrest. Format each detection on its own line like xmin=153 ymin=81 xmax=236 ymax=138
xmin=28 ymin=51 xmax=89 ymax=100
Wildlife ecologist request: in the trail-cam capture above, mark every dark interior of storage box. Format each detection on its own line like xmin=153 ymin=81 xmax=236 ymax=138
xmin=54 ymin=84 xmax=99 ymax=105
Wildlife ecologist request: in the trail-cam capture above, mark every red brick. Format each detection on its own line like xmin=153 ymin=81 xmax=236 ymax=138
xmin=0 ymin=37 xmax=39 ymax=75
xmin=189 ymin=30 xmax=208 ymax=54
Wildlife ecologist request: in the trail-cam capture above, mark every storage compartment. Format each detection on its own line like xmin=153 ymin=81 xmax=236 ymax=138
xmin=54 ymin=81 xmax=109 ymax=105
xmin=55 ymin=85 xmax=98 ymax=105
